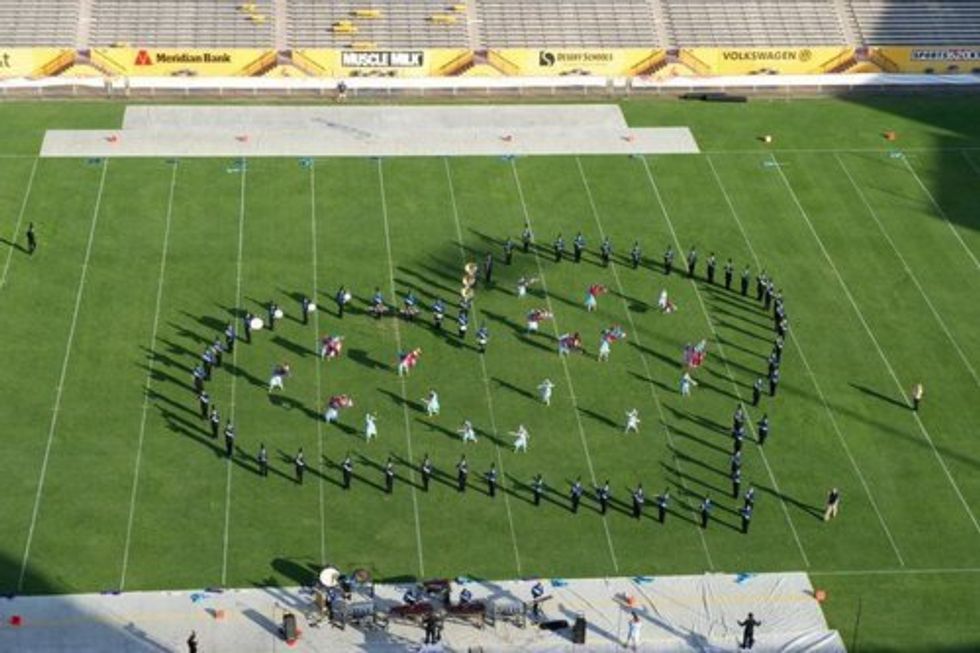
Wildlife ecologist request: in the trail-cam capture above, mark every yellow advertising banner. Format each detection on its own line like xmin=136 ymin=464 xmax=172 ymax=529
xmin=292 ymin=48 xmax=472 ymax=77
xmin=0 ymin=48 xmax=75 ymax=79
xmin=487 ymin=48 xmax=664 ymax=76
xmin=872 ymin=46 xmax=980 ymax=73
xmin=681 ymin=47 xmax=854 ymax=75
xmin=90 ymin=48 xmax=277 ymax=76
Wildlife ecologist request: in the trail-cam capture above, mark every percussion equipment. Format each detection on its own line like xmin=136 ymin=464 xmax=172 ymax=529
xmin=249 ymin=317 xmax=264 ymax=330
xmin=273 ymin=308 xmax=284 ymax=319
xmin=464 ymin=262 xmax=478 ymax=274
xmin=319 ymin=566 xmax=340 ymax=588
xmin=307 ymin=303 xmax=317 ymax=313
xmin=460 ymin=287 xmax=474 ymax=300
xmin=463 ymin=274 xmax=476 ymax=288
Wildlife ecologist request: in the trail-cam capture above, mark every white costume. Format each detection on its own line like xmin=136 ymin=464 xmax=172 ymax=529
xmin=424 ymin=391 xmax=440 ymax=417
xmin=512 ymin=425 xmax=529 ymax=453
xmin=365 ymin=413 xmax=378 ymax=441
xmin=598 ymin=338 xmax=611 ymax=362
xmin=538 ymin=379 xmax=554 ymax=406
xmin=625 ymin=409 xmax=640 ymax=433
xmin=458 ymin=420 xmax=477 ymax=443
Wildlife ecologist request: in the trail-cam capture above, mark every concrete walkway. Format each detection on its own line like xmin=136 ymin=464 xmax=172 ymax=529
xmin=40 ymin=104 xmax=700 ymax=157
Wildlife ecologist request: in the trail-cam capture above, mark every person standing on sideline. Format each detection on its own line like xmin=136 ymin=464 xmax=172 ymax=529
xmin=625 ymin=611 xmax=641 ymax=650
xmin=186 ymin=630 xmax=198 ymax=653
xmin=258 ymin=443 xmax=268 ymax=477
xmin=294 ymin=448 xmax=306 ymax=484
xmin=26 ymin=222 xmax=37 ymax=254
xmin=420 ymin=454 xmax=433 ymax=491
xmin=911 ymin=382 xmax=924 ymax=412
xmin=738 ymin=612 xmax=762 ymax=649
xmin=724 ymin=258 xmax=734 ymax=290
xmin=706 ymin=253 xmax=717 ymax=284
xmin=686 ymin=246 xmax=698 ymax=278
xmin=824 ymin=488 xmax=841 ymax=521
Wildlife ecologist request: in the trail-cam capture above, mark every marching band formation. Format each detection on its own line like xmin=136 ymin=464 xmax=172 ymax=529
xmin=188 ymin=229 xmax=788 ymax=529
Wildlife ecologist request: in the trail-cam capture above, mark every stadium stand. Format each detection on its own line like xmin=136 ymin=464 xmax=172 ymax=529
xmin=0 ymin=0 xmax=79 ymax=46
xmin=662 ymin=0 xmax=848 ymax=46
xmin=850 ymin=1 xmax=980 ymax=45
xmin=287 ymin=0 xmax=470 ymax=48
xmin=89 ymin=0 xmax=275 ymax=47
xmin=476 ymin=0 xmax=660 ymax=47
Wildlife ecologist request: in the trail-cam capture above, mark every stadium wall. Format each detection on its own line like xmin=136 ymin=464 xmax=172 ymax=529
xmin=2 ymin=46 xmax=980 ymax=80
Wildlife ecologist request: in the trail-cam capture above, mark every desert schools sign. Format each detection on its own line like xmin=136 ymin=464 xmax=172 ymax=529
xmin=487 ymin=48 xmax=662 ymax=76
xmin=537 ymin=50 xmax=614 ymax=66
xmin=340 ymin=51 xmax=424 ymax=68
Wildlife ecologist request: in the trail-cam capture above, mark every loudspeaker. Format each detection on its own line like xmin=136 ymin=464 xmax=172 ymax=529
xmin=539 ymin=619 xmax=569 ymax=631
xmin=282 ymin=611 xmax=297 ymax=640
xmin=572 ymin=615 xmax=587 ymax=644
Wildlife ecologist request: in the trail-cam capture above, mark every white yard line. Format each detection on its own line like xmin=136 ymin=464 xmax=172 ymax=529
xmin=810 ymin=567 xmax=980 ymax=577
xmin=575 ymin=157 xmax=714 ymax=569
xmin=220 ymin=162 xmax=247 ymax=587
xmin=510 ymin=159 xmax=620 ymax=574
xmin=18 ymin=160 xmax=110 ymax=591
xmin=119 ymin=161 xmax=179 ymax=590
xmin=899 ymin=154 xmax=980 ymax=270
xmin=443 ymin=158 xmax=522 ymax=577
xmin=770 ymin=153 xmax=980 ymax=537
xmin=376 ymin=159 xmax=426 ymax=579
xmin=0 ymin=157 xmax=39 ymax=289
xmin=836 ymin=154 xmax=980 ymax=389
xmin=705 ymin=155 xmax=906 ymax=566
xmin=640 ymin=156 xmax=811 ymax=568
xmin=310 ymin=162 xmax=326 ymax=567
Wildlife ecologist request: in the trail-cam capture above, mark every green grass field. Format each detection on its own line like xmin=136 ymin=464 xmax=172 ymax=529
xmin=0 ymin=96 xmax=979 ymax=650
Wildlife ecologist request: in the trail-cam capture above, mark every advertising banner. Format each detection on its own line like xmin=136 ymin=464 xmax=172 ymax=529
xmin=0 ymin=48 xmax=74 ymax=79
xmin=874 ymin=46 xmax=980 ymax=72
xmin=91 ymin=48 xmax=276 ymax=76
xmin=681 ymin=47 xmax=854 ymax=75
xmin=487 ymin=48 xmax=664 ymax=76
xmin=293 ymin=48 xmax=472 ymax=77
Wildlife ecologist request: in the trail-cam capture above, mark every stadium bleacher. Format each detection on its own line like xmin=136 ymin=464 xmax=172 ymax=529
xmin=89 ymin=0 xmax=275 ymax=47
xmin=476 ymin=0 xmax=660 ymax=47
xmin=663 ymin=0 xmax=847 ymax=46
xmin=287 ymin=0 xmax=469 ymax=48
xmin=0 ymin=0 xmax=79 ymax=46
xmin=850 ymin=0 xmax=980 ymax=45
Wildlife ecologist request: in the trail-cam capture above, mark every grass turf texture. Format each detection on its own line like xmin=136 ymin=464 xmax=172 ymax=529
xmin=0 ymin=97 xmax=978 ymax=651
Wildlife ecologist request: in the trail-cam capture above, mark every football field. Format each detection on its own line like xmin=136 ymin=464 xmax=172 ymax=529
xmin=0 ymin=97 xmax=979 ymax=650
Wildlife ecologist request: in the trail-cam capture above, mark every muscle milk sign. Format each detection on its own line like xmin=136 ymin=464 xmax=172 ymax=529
xmin=341 ymin=51 xmax=424 ymax=68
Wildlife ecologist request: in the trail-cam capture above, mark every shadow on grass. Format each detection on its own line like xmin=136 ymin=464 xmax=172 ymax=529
xmin=850 ymin=383 xmax=910 ymax=410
